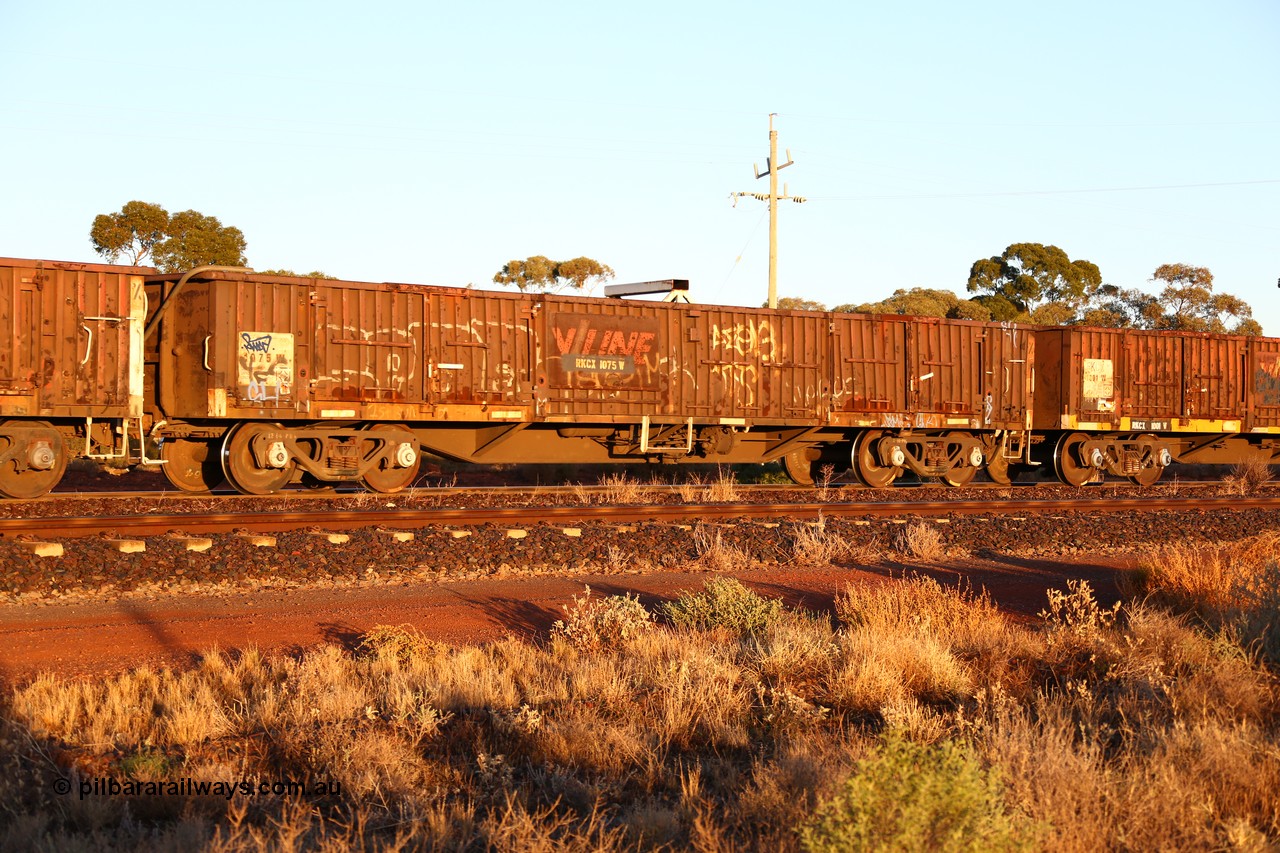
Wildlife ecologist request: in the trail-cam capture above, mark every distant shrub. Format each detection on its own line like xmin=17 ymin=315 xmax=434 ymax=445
xmin=1040 ymin=580 xmax=1119 ymax=644
xmin=551 ymin=586 xmax=654 ymax=651
xmin=664 ymin=577 xmax=782 ymax=635
xmin=800 ymin=735 xmax=1033 ymax=853
xmin=358 ymin=624 xmax=435 ymax=663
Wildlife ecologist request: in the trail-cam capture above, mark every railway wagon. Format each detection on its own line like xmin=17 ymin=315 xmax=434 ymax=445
xmin=142 ymin=266 xmax=1036 ymax=494
xmin=0 ymin=258 xmax=148 ymax=498
xmin=1033 ymin=326 xmax=1280 ymax=485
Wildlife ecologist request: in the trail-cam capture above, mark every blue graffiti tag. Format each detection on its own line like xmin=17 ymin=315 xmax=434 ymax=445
xmin=241 ymin=333 xmax=272 ymax=354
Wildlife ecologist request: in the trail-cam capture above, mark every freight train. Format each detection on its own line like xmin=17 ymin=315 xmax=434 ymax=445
xmin=1 ymin=256 xmax=1277 ymax=498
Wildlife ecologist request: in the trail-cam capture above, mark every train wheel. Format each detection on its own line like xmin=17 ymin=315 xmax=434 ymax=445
xmin=360 ymin=424 xmax=421 ymax=493
xmin=160 ymin=438 xmax=223 ymax=492
xmin=783 ymin=448 xmax=818 ymax=486
xmin=981 ymin=436 xmax=1014 ymax=485
xmin=1054 ymin=432 xmax=1099 ymax=487
xmin=853 ymin=430 xmax=901 ymax=489
xmin=1128 ymin=465 xmax=1163 ymax=487
xmin=0 ymin=421 xmax=66 ymax=499
xmin=221 ymin=422 xmax=295 ymax=495
xmin=941 ymin=432 xmax=980 ymax=487
xmin=1127 ymin=436 xmax=1165 ymax=486
xmin=985 ymin=452 xmax=1013 ymax=486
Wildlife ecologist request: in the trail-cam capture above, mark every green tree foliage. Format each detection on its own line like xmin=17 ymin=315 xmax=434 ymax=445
xmin=89 ymin=200 xmax=170 ymax=265
xmin=151 ymin=210 xmax=247 ymax=273
xmin=835 ymin=288 xmax=991 ymax=322
xmin=493 ymin=255 xmax=615 ymax=293
xmin=772 ymin=296 xmax=828 ymax=311
xmin=1145 ymin=263 xmax=1260 ymax=335
xmin=1071 ymin=265 xmax=1261 ymax=335
xmin=967 ymin=243 xmax=1102 ymax=319
xmin=91 ymin=202 xmax=248 ymax=272
xmin=258 ymin=269 xmax=338 ymax=279
xmin=1077 ymin=284 xmax=1150 ymax=328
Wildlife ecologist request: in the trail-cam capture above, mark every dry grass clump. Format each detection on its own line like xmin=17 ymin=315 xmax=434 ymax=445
xmin=836 ymin=574 xmax=1005 ymax=653
xmin=1129 ymin=532 xmax=1280 ymax=664
xmin=892 ymin=520 xmax=949 ymax=560
xmin=1130 ymin=531 xmax=1280 ymax=612
xmin=790 ymin=518 xmax=881 ymax=565
xmin=550 ymin=585 xmax=654 ymax=651
xmin=1223 ymin=454 xmax=1273 ymax=495
xmin=575 ymin=473 xmax=655 ymax=505
xmin=704 ymin=470 xmax=740 ymax=503
xmin=814 ymin=464 xmax=837 ymax=502
xmin=357 ymin=622 xmax=436 ymax=663
xmin=672 ymin=470 xmax=740 ymax=503
xmin=828 ymin=576 xmax=1022 ymax=714
xmin=691 ymin=523 xmax=753 ymax=572
xmin=674 ymin=474 xmax=705 ymax=503
xmin=6 ymin=575 xmax=1280 ymax=850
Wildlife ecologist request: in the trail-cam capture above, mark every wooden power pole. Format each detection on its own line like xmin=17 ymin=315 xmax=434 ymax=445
xmin=732 ymin=114 xmax=806 ymax=309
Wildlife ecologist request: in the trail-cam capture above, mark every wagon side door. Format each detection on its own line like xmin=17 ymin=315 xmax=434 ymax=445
xmin=1122 ymin=332 xmax=1180 ymax=421
xmin=1182 ymin=334 xmax=1245 ymax=424
xmin=830 ymin=315 xmax=907 ymax=416
xmin=908 ymin=319 xmax=981 ymax=420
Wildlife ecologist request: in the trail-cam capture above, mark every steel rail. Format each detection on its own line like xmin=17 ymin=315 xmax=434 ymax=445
xmin=5 ymin=496 xmax=1280 ymax=539
xmin=32 ymin=480 xmax=1235 ymax=503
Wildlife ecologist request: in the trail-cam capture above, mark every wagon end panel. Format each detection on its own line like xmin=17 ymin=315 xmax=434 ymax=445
xmin=1030 ymin=328 xmax=1065 ymax=430
xmin=1249 ymin=338 xmax=1280 ymax=431
xmin=206 ymin=279 xmax=311 ymax=419
xmin=1058 ymin=328 xmax=1124 ymax=429
xmin=0 ymin=260 xmax=144 ymax=420
xmin=74 ymin=267 xmax=145 ymax=417
xmin=0 ymin=264 xmax=40 ymax=414
xmin=982 ymin=322 xmax=1032 ymax=429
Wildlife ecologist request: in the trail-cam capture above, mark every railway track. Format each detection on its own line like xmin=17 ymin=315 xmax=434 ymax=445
xmin=8 ymin=494 xmax=1280 ymax=540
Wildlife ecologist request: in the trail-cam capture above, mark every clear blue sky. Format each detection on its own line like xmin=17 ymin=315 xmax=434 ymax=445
xmin=3 ymin=1 xmax=1276 ymax=329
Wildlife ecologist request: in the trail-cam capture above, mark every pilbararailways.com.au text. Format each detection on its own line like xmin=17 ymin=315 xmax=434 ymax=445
xmin=56 ymin=777 xmax=341 ymax=800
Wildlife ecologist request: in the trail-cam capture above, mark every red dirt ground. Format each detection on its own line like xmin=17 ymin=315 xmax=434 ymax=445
xmin=0 ymin=553 xmax=1131 ymax=685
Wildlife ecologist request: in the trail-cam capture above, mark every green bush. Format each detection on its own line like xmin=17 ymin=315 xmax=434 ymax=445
xmin=663 ymin=577 xmax=783 ymax=635
xmin=800 ymin=735 xmax=1034 ymax=853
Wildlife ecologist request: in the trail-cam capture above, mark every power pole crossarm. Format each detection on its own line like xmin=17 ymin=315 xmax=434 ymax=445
xmin=732 ymin=114 xmax=806 ymax=309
